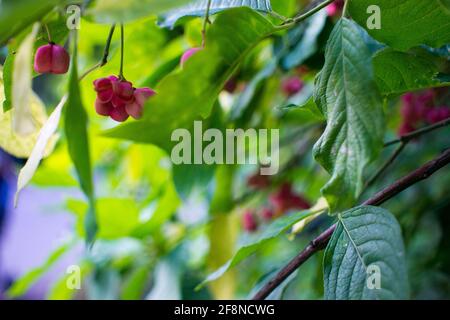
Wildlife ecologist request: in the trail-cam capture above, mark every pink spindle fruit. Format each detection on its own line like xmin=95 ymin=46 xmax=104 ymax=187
xmin=34 ymin=43 xmax=70 ymax=74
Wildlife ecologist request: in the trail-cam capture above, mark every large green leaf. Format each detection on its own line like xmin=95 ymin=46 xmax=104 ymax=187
xmin=313 ymin=18 xmax=384 ymax=212
xmin=67 ymin=198 xmax=141 ymax=240
xmin=87 ymin=0 xmax=194 ymax=23
xmin=324 ymin=206 xmax=409 ymax=299
xmin=104 ymin=8 xmax=276 ymax=152
xmin=199 ymin=208 xmax=322 ymax=288
xmin=0 ymin=0 xmax=64 ymax=45
xmin=349 ymin=0 xmax=450 ymax=51
xmin=159 ymin=0 xmax=273 ymax=28
xmin=373 ymin=48 xmax=450 ymax=96
xmin=65 ymin=34 xmax=97 ymax=244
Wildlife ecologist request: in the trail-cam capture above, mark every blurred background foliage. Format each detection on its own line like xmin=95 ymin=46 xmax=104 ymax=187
xmin=0 ymin=0 xmax=449 ymax=300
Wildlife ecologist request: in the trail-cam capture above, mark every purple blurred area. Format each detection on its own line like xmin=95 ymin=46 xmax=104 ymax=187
xmin=0 ymin=151 xmax=81 ymax=299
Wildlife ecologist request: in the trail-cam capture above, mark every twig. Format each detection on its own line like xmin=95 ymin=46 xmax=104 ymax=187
xmin=119 ymin=23 xmax=125 ymax=79
xmin=252 ymin=148 xmax=450 ymax=300
xmin=364 ymin=141 xmax=408 ymax=189
xmin=277 ymin=0 xmax=336 ymax=30
xmin=384 ymin=118 xmax=450 ymax=147
xmin=342 ymin=0 xmax=350 ymax=17
xmin=78 ymin=24 xmax=116 ymax=81
xmin=201 ymin=0 xmax=212 ymax=47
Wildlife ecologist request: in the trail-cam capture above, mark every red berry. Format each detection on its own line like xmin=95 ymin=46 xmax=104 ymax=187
xmin=111 ymin=80 xmax=134 ymax=108
xmin=34 ymin=43 xmax=70 ymax=75
xmin=110 ymin=105 xmax=129 ymax=122
xmin=247 ymin=173 xmax=270 ymax=189
xmin=269 ymin=183 xmax=310 ymax=214
xmin=95 ymin=99 xmax=114 ymax=116
xmin=125 ymin=87 xmax=156 ymax=119
xmin=224 ymin=78 xmax=238 ymax=93
xmin=398 ymin=122 xmax=416 ymax=136
xmin=180 ymin=47 xmax=202 ymax=67
xmin=326 ymin=0 xmax=344 ymax=17
xmin=282 ymin=77 xmax=304 ymax=97
xmin=93 ymin=76 xmax=117 ymax=103
xmin=93 ymin=76 xmax=155 ymax=122
xmin=425 ymin=107 xmax=450 ymax=124
xmin=261 ymin=208 xmax=275 ymax=221
xmin=242 ymin=210 xmax=258 ymax=232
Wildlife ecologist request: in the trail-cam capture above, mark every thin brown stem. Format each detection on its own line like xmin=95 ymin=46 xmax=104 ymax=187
xmin=277 ymin=0 xmax=336 ymax=31
xmin=119 ymin=23 xmax=125 ymax=79
xmin=384 ymin=118 xmax=450 ymax=147
xmin=78 ymin=24 xmax=116 ymax=81
xmin=44 ymin=24 xmax=52 ymax=43
xmin=252 ymin=148 xmax=450 ymax=300
xmin=364 ymin=141 xmax=408 ymax=189
xmin=201 ymin=0 xmax=212 ymax=47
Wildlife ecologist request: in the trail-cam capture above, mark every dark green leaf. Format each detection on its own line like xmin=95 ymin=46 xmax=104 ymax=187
xmin=159 ymin=0 xmax=273 ymax=28
xmin=324 ymin=206 xmax=409 ymax=299
xmin=65 ymin=34 xmax=97 ymax=244
xmin=104 ymin=8 xmax=276 ymax=152
xmin=280 ymin=96 xmax=325 ymax=122
xmin=313 ymin=18 xmax=384 ymax=212
xmin=349 ymin=0 xmax=450 ymax=51
xmin=373 ymin=47 xmax=450 ymax=96
xmin=0 ymin=0 xmax=64 ymax=45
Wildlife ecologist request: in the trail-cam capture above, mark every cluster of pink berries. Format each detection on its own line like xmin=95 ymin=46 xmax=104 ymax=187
xmin=34 ymin=43 xmax=70 ymax=74
xmin=326 ymin=0 xmax=345 ymax=17
xmin=399 ymin=89 xmax=450 ymax=135
xmin=242 ymin=181 xmax=311 ymax=233
xmin=93 ymin=76 xmax=155 ymax=122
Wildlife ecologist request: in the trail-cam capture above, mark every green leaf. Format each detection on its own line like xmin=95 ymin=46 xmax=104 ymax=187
xmin=14 ymin=95 xmax=66 ymax=207
xmin=67 ymin=198 xmax=141 ymax=240
xmin=280 ymin=97 xmax=325 ymax=123
xmin=324 ymin=206 xmax=409 ymax=299
xmin=103 ymin=8 xmax=276 ymax=152
xmin=121 ymin=264 xmax=152 ymax=300
xmin=2 ymin=54 xmax=14 ymax=112
xmin=0 ymin=0 xmax=64 ymax=45
xmin=7 ymin=240 xmax=73 ymax=298
xmin=65 ymin=34 xmax=97 ymax=244
xmin=87 ymin=0 xmax=194 ymax=24
xmin=159 ymin=0 xmax=273 ymax=28
xmin=373 ymin=47 xmax=450 ymax=96
xmin=349 ymin=0 xmax=450 ymax=51
xmin=11 ymin=23 xmax=40 ymax=135
xmin=199 ymin=208 xmax=319 ymax=288
xmin=313 ymin=18 xmax=384 ymax=212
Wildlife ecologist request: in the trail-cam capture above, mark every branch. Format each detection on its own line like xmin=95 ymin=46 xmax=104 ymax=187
xmin=276 ymin=0 xmax=336 ymax=31
xmin=384 ymin=118 xmax=450 ymax=147
xmin=252 ymin=148 xmax=450 ymax=300
xmin=364 ymin=141 xmax=408 ymax=189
